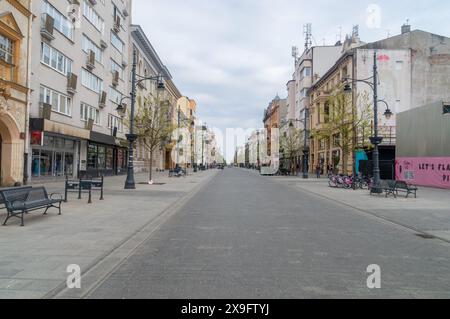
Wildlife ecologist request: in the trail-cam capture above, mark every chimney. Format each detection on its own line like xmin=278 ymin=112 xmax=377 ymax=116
xmin=401 ymin=21 xmax=411 ymax=34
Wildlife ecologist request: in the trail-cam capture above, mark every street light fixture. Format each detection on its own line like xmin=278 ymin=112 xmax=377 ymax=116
xmin=124 ymin=49 xmax=166 ymax=190
xmin=342 ymin=50 xmax=392 ymax=193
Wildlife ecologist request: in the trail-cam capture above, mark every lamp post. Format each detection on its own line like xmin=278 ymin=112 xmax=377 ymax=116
xmin=343 ymin=50 xmax=393 ymax=192
xmin=256 ymin=130 xmax=260 ymax=170
xmin=302 ymin=107 xmax=310 ymax=179
xmin=124 ymin=49 xmax=166 ymax=190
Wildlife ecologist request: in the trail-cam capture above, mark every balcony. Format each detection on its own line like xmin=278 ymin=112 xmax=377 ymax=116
xmin=378 ymin=126 xmax=396 ymax=146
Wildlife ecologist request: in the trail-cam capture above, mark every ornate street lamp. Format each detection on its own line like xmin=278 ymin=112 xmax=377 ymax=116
xmin=343 ymin=51 xmax=393 ymax=193
xmin=124 ymin=49 xmax=165 ymax=190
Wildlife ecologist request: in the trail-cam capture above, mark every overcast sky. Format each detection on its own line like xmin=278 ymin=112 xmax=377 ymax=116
xmin=133 ymin=0 xmax=450 ymax=160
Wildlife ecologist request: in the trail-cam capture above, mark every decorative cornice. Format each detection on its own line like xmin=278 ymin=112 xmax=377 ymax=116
xmin=6 ymin=0 xmax=32 ymax=18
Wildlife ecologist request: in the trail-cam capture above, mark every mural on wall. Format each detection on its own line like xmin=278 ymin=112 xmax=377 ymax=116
xmin=396 ymin=157 xmax=450 ymax=189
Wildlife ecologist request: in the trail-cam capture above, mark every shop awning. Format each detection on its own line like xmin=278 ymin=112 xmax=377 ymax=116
xmin=90 ymin=131 xmax=117 ymax=146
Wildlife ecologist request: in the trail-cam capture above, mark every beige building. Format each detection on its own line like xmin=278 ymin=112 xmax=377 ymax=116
xmin=0 ymin=0 xmax=32 ymax=186
xmin=130 ymin=24 xmax=182 ymax=173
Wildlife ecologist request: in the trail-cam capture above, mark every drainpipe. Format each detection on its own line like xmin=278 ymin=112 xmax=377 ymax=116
xmin=23 ymin=1 xmax=34 ymax=185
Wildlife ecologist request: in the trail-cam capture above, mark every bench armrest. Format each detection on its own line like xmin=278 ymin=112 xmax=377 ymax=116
xmin=50 ymin=193 xmax=63 ymax=201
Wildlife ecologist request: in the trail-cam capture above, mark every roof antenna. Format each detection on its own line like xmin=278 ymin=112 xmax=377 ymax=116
xmin=303 ymin=23 xmax=312 ymax=50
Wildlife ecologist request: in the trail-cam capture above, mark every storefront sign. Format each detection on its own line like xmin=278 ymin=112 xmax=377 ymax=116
xmin=31 ymin=131 xmax=44 ymax=146
xmin=396 ymin=157 xmax=450 ymax=189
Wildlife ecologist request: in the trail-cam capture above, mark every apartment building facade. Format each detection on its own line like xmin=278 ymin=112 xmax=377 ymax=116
xmin=28 ymin=0 xmax=132 ymax=182
xmin=0 ymin=0 xmax=32 ymax=186
xmin=130 ymin=24 xmax=182 ymax=173
xmin=308 ymin=31 xmax=413 ymax=176
xmin=262 ymin=95 xmax=285 ymax=170
xmin=285 ymin=43 xmax=342 ymax=174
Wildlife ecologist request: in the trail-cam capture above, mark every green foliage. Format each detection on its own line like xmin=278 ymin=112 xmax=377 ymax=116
xmin=311 ymin=91 xmax=373 ymax=174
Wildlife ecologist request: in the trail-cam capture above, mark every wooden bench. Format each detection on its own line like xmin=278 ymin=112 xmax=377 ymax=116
xmin=1 ymin=187 xmax=63 ymax=227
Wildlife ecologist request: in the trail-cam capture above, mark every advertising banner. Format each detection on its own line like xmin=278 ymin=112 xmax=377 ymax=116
xmin=396 ymin=157 xmax=450 ymax=189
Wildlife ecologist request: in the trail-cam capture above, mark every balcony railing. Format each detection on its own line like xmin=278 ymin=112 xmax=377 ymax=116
xmin=378 ymin=126 xmax=396 ymax=146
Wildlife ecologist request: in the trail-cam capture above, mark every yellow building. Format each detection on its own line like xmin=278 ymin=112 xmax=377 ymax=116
xmin=0 ymin=0 xmax=32 ymax=186
xmin=174 ymin=96 xmax=196 ymax=167
xmin=309 ymin=52 xmax=354 ymax=176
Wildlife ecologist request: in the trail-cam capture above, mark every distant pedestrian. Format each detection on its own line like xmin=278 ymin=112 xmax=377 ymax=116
xmin=315 ymin=164 xmax=321 ymax=178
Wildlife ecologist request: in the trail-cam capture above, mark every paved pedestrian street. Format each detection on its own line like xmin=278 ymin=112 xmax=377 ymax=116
xmin=1 ymin=168 xmax=449 ymax=299
xmin=79 ymin=169 xmax=449 ymax=298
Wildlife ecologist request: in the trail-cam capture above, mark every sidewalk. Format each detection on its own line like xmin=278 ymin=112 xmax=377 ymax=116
xmin=0 ymin=170 xmax=218 ymax=299
xmin=269 ymin=176 xmax=450 ymax=242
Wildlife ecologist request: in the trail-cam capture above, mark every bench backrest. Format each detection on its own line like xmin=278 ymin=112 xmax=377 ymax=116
xmin=0 ymin=186 xmax=32 ymax=205
xmin=1 ymin=187 xmax=33 ymax=209
xmin=395 ymin=181 xmax=409 ymax=189
xmin=25 ymin=187 xmax=49 ymax=202
xmin=387 ymin=180 xmax=396 ymax=189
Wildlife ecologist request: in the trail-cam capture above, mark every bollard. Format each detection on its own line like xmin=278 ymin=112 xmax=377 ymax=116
xmin=88 ymin=182 xmax=92 ymax=204
xmin=78 ymin=178 xmax=82 ymax=200
xmin=100 ymin=176 xmax=104 ymax=200
xmin=64 ymin=177 xmax=68 ymax=203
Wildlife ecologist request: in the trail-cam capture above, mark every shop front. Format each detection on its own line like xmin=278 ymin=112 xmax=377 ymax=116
xmin=83 ymin=131 xmax=127 ymax=178
xmin=31 ymin=133 xmax=79 ymax=180
xmin=29 ymin=119 xmax=88 ymax=182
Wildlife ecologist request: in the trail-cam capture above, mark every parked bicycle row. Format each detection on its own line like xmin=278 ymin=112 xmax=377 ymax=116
xmin=328 ymin=174 xmax=373 ymax=190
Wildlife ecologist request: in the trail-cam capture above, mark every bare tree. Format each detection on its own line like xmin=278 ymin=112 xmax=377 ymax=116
xmin=280 ymin=127 xmax=303 ymax=175
xmin=127 ymin=94 xmax=178 ymax=183
xmin=311 ymin=91 xmax=373 ymax=175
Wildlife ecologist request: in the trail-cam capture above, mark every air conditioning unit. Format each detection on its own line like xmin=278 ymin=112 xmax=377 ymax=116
xmin=100 ymin=39 xmax=108 ymax=49
xmin=85 ymin=119 xmax=94 ymax=131
xmin=40 ymin=102 xmax=52 ymax=120
xmin=122 ymin=8 xmax=129 ymax=17
xmin=112 ymin=71 xmax=120 ymax=87
xmin=86 ymin=50 xmax=95 ymax=69
xmin=68 ymin=0 xmax=80 ymax=5
xmin=113 ymin=16 xmax=121 ymax=33
xmin=67 ymin=72 xmax=78 ymax=95
xmin=99 ymin=91 xmax=107 ymax=108
xmin=40 ymin=14 xmax=55 ymax=41
xmin=88 ymin=0 xmax=97 ymax=5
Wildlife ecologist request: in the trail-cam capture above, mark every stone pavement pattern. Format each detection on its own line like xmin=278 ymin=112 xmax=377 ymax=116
xmin=88 ymin=168 xmax=450 ymax=299
xmin=0 ymin=170 xmax=217 ymax=298
xmin=268 ymin=174 xmax=450 ymax=242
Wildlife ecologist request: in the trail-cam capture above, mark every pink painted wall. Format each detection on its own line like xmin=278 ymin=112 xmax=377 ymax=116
xmin=396 ymin=157 xmax=450 ymax=189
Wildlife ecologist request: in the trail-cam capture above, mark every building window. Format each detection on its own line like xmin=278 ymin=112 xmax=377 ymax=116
xmin=39 ymin=86 xmax=72 ymax=116
xmin=443 ymin=104 xmax=450 ymax=115
xmin=0 ymin=34 xmax=14 ymax=64
xmin=300 ymin=67 xmax=311 ymax=80
xmin=41 ymin=42 xmax=73 ymax=75
xmin=83 ymin=0 xmax=105 ymax=33
xmin=42 ymin=1 xmax=74 ymax=40
xmin=113 ymin=5 xmax=126 ymax=32
xmin=108 ymin=114 xmax=123 ymax=132
xmin=80 ymin=102 xmax=100 ymax=124
xmin=110 ymin=59 xmax=124 ymax=79
xmin=111 ymin=32 xmax=124 ymax=52
xmin=82 ymin=35 xmax=103 ymax=63
xmin=109 ymin=86 xmax=123 ymax=105
xmin=81 ymin=69 xmax=103 ymax=93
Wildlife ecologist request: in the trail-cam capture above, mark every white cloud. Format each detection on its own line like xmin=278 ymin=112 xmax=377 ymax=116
xmin=133 ymin=0 xmax=450 ymax=161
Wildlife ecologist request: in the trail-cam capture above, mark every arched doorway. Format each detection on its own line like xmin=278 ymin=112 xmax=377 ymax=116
xmin=0 ymin=111 xmax=23 ymax=187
